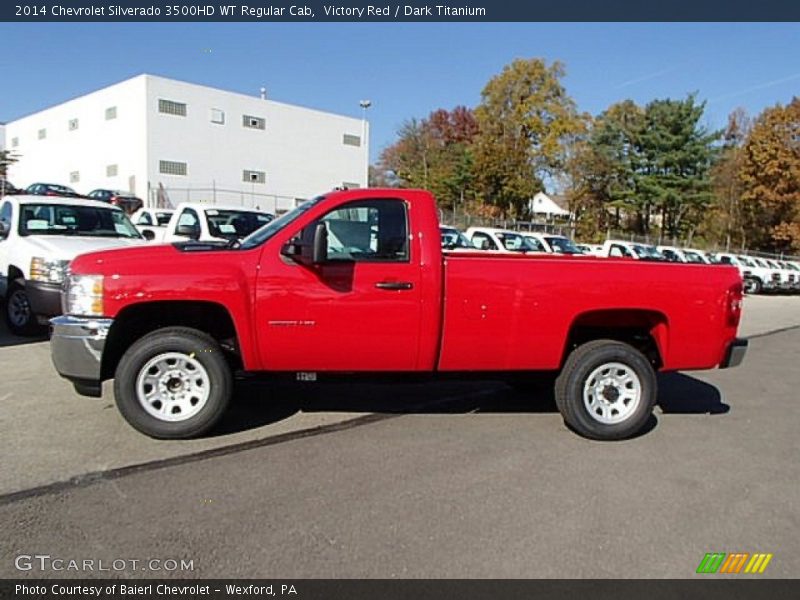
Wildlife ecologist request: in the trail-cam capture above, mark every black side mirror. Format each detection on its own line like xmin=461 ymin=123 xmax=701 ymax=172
xmin=312 ymin=221 xmax=328 ymax=264
xmin=141 ymin=229 xmax=155 ymax=241
xmin=176 ymin=224 xmax=200 ymax=239
xmin=0 ymin=220 xmax=8 ymax=239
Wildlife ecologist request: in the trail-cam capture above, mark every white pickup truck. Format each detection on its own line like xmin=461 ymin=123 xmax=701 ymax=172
xmin=162 ymin=202 xmax=274 ymax=244
xmin=130 ymin=207 xmax=175 ymax=242
xmin=0 ymin=195 xmax=144 ymax=335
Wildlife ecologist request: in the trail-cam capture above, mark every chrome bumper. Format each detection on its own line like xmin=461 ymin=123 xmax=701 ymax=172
xmin=720 ymin=338 xmax=748 ymax=369
xmin=50 ymin=315 xmax=114 ymax=397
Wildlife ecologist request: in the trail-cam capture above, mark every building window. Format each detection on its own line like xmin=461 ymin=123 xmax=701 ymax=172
xmin=158 ymin=99 xmax=187 ymax=117
xmin=11 ymin=137 xmax=18 ymax=147
xmin=211 ymin=108 xmax=225 ymax=124
xmin=159 ymin=160 xmax=188 ymax=176
xmin=242 ymin=115 xmax=265 ymax=130
xmin=38 ymin=128 xmax=47 ymax=140
xmin=68 ymin=118 xmax=79 ymax=131
xmin=243 ymin=170 xmax=266 ymax=184
xmin=70 ymin=171 xmax=80 ymax=183
xmin=342 ymin=182 xmax=361 ymax=189
xmin=105 ymin=106 xmax=117 ymax=120
xmin=106 ymin=164 xmax=118 ymax=177
xmin=343 ymin=134 xmax=361 ymax=147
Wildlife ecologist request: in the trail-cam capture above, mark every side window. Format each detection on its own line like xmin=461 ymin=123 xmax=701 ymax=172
xmin=609 ymin=245 xmax=625 ymax=258
xmin=177 ymin=209 xmax=199 ymax=228
xmin=137 ymin=212 xmax=153 ymax=226
xmin=471 ymin=232 xmax=496 ymax=250
xmin=0 ymin=201 xmax=11 ymax=222
xmin=526 ymin=237 xmax=545 ymax=252
xmin=719 ymin=256 xmax=732 ymax=265
xmin=317 ymin=199 xmax=408 ymax=262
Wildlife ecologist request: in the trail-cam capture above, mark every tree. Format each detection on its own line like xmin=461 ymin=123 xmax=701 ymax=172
xmin=0 ymin=150 xmax=19 ymax=178
xmin=738 ymin=98 xmax=800 ymax=252
xmin=472 ymin=58 xmax=586 ymax=216
xmin=377 ymin=106 xmax=479 ymax=209
xmin=635 ymin=95 xmax=718 ymax=239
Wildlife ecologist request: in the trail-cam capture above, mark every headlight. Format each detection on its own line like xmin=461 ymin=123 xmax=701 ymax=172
xmin=30 ymin=257 xmax=70 ymax=284
xmin=62 ymin=273 xmax=104 ymax=316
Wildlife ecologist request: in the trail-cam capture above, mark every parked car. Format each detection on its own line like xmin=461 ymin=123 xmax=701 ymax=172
xmin=440 ymin=226 xmax=474 ymax=251
xmin=657 ymin=246 xmax=710 ymax=264
xmin=25 ymin=183 xmax=84 ymax=198
xmin=575 ymin=243 xmax=604 ymax=256
xmin=0 ymin=178 xmax=22 ymax=197
xmin=163 ymin=203 xmax=274 ymax=244
xmin=85 ymin=189 xmax=144 ymax=215
xmin=0 ymin=195 xmax=144 ymax=335
xmin=521 ymin=232 xmax=584 ymax=254
xmin=465 ymin=227 xmax=538 ymax=253
xmin=130 ymin=208 xmax=176 ymax=242
xmin=50 ymin=187 xmax=746 ymax=441
xmin=599 ymin=240 xmax=666 ymax=261
xmin=711 ymin=253 xmax=773 ymax=294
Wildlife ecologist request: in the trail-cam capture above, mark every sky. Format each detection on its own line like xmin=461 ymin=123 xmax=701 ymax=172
xmin=1 ymin=22 xmax=799 ymax=164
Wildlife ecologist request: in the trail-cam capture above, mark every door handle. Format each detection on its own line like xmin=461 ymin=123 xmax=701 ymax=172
xmin=375 ymin=281 xmax=414 ymax=290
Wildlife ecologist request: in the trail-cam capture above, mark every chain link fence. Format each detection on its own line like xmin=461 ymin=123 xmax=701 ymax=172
xmin=148 ymin=184 xmax=300 ymax=215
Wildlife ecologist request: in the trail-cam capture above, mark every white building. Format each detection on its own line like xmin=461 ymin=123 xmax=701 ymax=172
xmin=527 ymin=191 xmax=571 ymax=219
xmin=3 ymin=74 xmax=369 ymax=213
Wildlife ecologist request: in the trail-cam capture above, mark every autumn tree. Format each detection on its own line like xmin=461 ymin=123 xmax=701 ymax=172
xmin=377 ymin=106 xmax=478 ymax=209
xmin=738 ymin=98 xmax=800 ymax=252
xmin=473 ymin=58 xmax=586 ymax=216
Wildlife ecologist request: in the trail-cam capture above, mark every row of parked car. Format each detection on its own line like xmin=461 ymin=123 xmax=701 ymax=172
xmin=0 ymin=191 xmax=274 ymax=335
xmin=440 ymin=226 xmax=800 ymax=295
xmin=1 ymin=177 xmax=145 ymax=214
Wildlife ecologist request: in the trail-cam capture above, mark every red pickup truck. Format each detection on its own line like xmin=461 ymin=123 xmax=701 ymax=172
xmin=50 ymin=188 xmax=747 ymax=441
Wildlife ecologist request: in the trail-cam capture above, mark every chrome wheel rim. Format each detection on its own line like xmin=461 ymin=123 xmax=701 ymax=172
xmin=136 ymin=352 xmax=210 ymax=422
xmin=583 ymin=362 xmax=642 ymax=425
xmin=7 ymin=289 xmax=31 ymax=328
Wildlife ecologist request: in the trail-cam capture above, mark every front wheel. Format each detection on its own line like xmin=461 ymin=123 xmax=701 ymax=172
xmin=114 ymin=327 xmax=232 ymax=439
xmin=555 ymin=340 xmax=656 ymax=440
xmin=4 ymin=281 xmax=42 ymax=336
xmin=743 ymin=277 xmax=762 ymax=295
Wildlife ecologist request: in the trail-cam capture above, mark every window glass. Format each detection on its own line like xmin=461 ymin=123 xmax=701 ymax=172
xmin=317 ymin=199 xmax=408 ymax=262
xmin=523 ymin=236 xmax=545 ymax=252
xmin=177 ymin=209 xmax=199 ymax=228
xmin=205 ymin=209 xmax=274 ymax=239
xmin=1 ymin=201 xmax=11 ymax=222
xmin=137 ymin=212 xmax=153 ymax=226
xmin=471 ymin=232 xmax=496 ymax=250
xmin=18 ymin=204 xmax=140 ymax=238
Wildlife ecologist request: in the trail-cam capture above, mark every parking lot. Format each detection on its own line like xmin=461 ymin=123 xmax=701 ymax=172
xmin=1 ymin=294 xmax=799 ymax=578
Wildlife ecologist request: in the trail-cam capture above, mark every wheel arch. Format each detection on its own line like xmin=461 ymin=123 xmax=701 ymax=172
xmin=101 ymin=300 xmax=243 ymax=380
xmin=562 ymin=308 xmax=668 ymax=370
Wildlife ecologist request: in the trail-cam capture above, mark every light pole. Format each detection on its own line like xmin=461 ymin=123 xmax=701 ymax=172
xmin=359 ymin=100 xmax=371 ymax=187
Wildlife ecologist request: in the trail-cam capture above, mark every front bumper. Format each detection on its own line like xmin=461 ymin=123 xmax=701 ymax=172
xmin=26 ymin=280 xmax=62 ymax=318
xmin=50 ymin=315 xmax=113 ymax=397
xmin=720 ymin=338 xmax=748 ymax=369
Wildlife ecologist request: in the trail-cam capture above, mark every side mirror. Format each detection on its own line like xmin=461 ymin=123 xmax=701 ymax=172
xmin=312 ymin=221 xmax=328 ymax=264
xmin=175 ymin=224 xmax=200 ymax=239
xmin=281 ymin=240 xmax=304 ymax=259
xmin=141 ymin=229 xmax=156 ymax=241
xmin=0 ymin=220 xmax=8 ymax=239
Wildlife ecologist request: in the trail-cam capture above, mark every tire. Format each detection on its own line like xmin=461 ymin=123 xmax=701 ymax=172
xmin=4 ymin=280 xmax=42 ymax=336
xmin=555 ymin=340 xmax=656 ymax=441
xmin=114 ymin=327 xmax=232 ymax=439
xmin=743 ymin=277 xmax=762 ymax=295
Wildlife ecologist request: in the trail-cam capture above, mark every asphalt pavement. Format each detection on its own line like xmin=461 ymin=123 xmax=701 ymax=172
xmin=0 ymin=294 xmax=799 ymax=578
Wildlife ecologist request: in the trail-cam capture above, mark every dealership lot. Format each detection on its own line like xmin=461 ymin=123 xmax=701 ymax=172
xmin=1 ymin=294 xmax=799 ymax=577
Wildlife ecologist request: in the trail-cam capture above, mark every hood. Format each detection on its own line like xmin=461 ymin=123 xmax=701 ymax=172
xmin=68 ymin=242 xmax=236 ymax=275
xmin=22 ymin=235 xmax=144 ymax=261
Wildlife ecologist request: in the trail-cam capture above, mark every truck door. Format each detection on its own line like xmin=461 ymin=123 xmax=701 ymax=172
xmin=255 ymin=197 xmax=422 ymax=371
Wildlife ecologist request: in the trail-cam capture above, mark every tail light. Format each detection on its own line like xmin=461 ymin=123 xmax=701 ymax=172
xmin=726 ymin=283 xmax=743 ymax=327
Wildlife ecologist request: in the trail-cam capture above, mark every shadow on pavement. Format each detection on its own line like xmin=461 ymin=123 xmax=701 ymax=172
xmin=210 ymin=371 xmax=726 ymax=437
xmin=0 ymin=324 xmax=48 ymax=348
xmin=657 ymin=372 xmax=729 ymax=414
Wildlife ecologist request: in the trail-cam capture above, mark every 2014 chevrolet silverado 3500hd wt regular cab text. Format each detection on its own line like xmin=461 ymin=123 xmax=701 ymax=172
xmin=49 ymin=188 xmax=747 ymax=441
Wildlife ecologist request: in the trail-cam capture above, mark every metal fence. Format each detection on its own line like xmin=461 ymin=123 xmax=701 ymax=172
xmin=148 ymin=184 xmax=300 ymax=215
xmin=438 ymin=208 xmax=575 ymax=238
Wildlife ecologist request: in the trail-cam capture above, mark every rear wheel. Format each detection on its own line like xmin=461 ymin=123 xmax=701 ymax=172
xmin=114 ymin=327 xmax=232 ymax=439
xmin=4 ymin=280 xmax=41 ymax=336
xmin=555 ymin=340 xmax=656 ymax=440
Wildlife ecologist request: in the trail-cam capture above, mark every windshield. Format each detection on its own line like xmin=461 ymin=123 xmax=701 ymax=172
xmin=545 ymin=236 xmax=582 ymax=254
xmin=498 ymin=232 xmax=527 ymax=252
xmin=441 ymin=228 xmax=472 ymax=249
xmin=738 ymin=256 xmax=755 ymax=267
xmin=18 ymin=203 xmax=141 ymax=238
xmin=683 ymin=250 xmax=706 ymax=264
xmin=240 ymin=196 xmax=327 ymax=250
xmin=631 ymin=244 xmax=664 ymax=260
xmin=205 ymin=209 xmax=274 ymax=239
